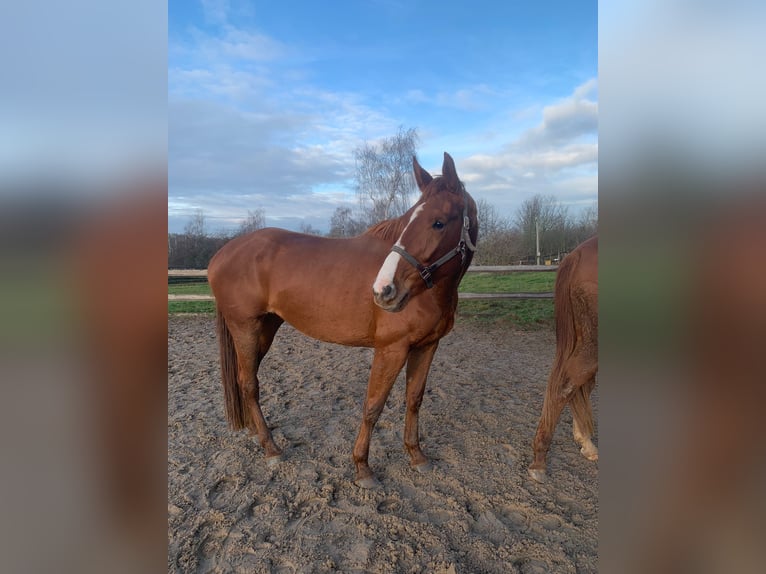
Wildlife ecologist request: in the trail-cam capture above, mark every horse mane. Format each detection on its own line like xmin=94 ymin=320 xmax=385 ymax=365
xmin=363 ymin=216 xmax=408 ymax=242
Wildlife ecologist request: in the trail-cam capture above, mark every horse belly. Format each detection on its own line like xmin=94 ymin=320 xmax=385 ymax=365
xmin=270 ymin=292 xmax=376 ymax=347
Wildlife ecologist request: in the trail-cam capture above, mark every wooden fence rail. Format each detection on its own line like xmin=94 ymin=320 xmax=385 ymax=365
xmin=169 ymin=265 xmax=557 ymax=278
xmin=168 ymin=265 xmax=558 ymax=301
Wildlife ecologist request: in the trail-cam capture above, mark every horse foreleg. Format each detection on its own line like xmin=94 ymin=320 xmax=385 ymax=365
xmin=352 ymin=345 xmax=408 ymax=488
xmin=403 ymin=341 xmax=439 ymax=473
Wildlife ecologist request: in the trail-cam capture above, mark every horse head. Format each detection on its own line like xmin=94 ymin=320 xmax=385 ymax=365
xmin=372 ymin=152 xmax=477 ymax=312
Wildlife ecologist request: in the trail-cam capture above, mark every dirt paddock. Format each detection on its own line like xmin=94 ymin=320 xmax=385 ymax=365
xmin=168 ymin=314 xmax=598 ymax=573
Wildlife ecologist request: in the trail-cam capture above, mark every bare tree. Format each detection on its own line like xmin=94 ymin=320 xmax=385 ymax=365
xmin=183 ymin=209 xmax=207 ymax=268
xmin=578 ymin=202 xmax=598 ymax=234
xmin=354 ymin=126 xmax=419 ymax=226
xmin=472 ymin=198 xmax=523 ymax=265
xmin=299 ymin=221 xmax=322 ymax=236
xmin=328 ymin=206 xmax=365 ymax=238
xmin=169 ymin=209 xmax=229 ymax=269
xmin=184 ymin=209 xmax=206 ymax=237
xmin=236 ymin=208 xmax=266 ymax=236
xmin=514 ymin=194 xmax=571 ymax=259
xmin=514 ymin=195 xmax=599 ymax=261
xmin=476 ymin=198 xmax=508 ymax=237
xmin=474 ymin=227 xmax=525 ymax=265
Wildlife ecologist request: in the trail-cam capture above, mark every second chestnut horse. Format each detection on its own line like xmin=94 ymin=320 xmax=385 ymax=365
xmin=529 ymin=235 xmax=598 ymax=482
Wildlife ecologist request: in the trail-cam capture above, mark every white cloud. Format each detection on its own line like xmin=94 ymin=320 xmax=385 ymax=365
xmin=520 ymin=144 xmax=598 ymax=171
xmin=168 ymin=89 xmax=388 ymax=233
xmin=456 ymin=79 xmax=598 ymax=219
xmin=517 ymin=81 xmax=598 ymax=148
xmin=168 ymin=14 xmax=402 ymax=232
xmin=405 ymin=89 xmax=428 ymax=103
xmin=573 ymin=77 xmax=598 ymax=100
xmin=169 ymin=66 xmax=276 ymax=101
xmin=206 ymin=27 xmax=287 ymax=62
xmin=200 ymin=0 xmax=230 ymax=25
xmin=403 ymin=84 xmax=500 ymax=111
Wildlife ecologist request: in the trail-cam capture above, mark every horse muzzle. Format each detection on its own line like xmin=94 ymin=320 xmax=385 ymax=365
xmin=372 ymin=284 xmax=410 ymax=312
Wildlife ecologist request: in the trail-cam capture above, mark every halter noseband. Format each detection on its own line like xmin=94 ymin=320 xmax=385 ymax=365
xmin=391 ymin=191 xmax=477 ymax=289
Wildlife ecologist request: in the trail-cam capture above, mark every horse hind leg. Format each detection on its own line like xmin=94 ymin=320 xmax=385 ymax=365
xmin=529 ymin=352 xmax=593 ymax=482
xmin=571 ymin=374 xmax=598 ymax=461
xmin=571 ymin=288 xmax=599 ymax=462
xmin=573 ymin=420 xmax=598 ymax=461
xmin=229 ymin=313 xmax=284 ymax=463
xmin=529 ymin=373 xmax=570 ymax=483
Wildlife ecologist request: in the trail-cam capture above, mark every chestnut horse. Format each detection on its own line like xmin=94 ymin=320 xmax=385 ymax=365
xmin=529 ymin=235 xmax=598 ymax=482
xmin=208 ymin=153 xmax=478 ymax=488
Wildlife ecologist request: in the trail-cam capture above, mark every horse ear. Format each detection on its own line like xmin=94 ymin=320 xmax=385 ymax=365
xmin=442 ymin=152 xmax=459 ymax=191
xmin=413 ymin=155 xmax=432 ymax=192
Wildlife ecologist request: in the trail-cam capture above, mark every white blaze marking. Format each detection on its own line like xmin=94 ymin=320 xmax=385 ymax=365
xmin=373 ymin=251 xmax=401 ymax=293
xmin=372 ymin=203 xmax=425 ymax=293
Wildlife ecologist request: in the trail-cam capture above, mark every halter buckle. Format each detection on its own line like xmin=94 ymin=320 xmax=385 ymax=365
xmin=419 ymin=266 xmax=434 ymax=289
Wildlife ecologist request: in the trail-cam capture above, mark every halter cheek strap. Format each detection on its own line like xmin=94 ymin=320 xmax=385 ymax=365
xmin=391 ymin=243 xmax=462 ymax=289
xmin=392 ymin=194 xmax=476 ymax=289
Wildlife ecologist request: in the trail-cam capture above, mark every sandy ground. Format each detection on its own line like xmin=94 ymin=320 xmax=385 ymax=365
xmin=168 ymin=314 xmax=598 ymax=573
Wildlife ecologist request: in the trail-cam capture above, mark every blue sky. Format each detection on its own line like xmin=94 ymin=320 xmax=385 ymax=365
xmin=169 ymin=0 xmax=597 ymax=234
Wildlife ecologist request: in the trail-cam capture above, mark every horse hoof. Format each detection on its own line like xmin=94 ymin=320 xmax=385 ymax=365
xmin=584 ymin=452 xmax=599 ymax=462
xmin=265 ymin=453 xmax=283 ymax=467
xmin=355 ymin=476 xmax=382 ymax=490
xmin=528 ymin=467 xmax=547 ymax=483
xmin=412 ymin=461 xmax=433 ymax=474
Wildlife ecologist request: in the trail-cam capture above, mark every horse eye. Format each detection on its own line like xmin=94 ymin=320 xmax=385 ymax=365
xmin=433 ymin=220 xmax=445 ymax=230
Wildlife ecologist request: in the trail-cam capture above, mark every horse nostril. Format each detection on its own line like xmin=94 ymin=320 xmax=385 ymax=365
xmin=381 ymin=284 xmax=395 ymax=300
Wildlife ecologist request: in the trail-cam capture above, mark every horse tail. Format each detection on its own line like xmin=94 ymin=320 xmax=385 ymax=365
xmin=554 ymin=247 xmax=580 ymax=374
xmin=216 ymin=308 xmax=252 ymax=430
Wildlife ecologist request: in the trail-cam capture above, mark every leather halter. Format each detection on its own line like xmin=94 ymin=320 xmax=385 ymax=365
xmin=391 ymin=191 xmax=477 ymax=289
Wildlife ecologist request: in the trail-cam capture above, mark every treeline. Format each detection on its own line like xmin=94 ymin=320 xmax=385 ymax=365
xmin=168 ymin=232 xmax=229 ymax=269
xmin=474 ymin=195 xmax=597 ymax=265
xmin=168 ymin=194 xmax=597 ymax=269
xmin=168 ymin=208 xmax=265 ymax=269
